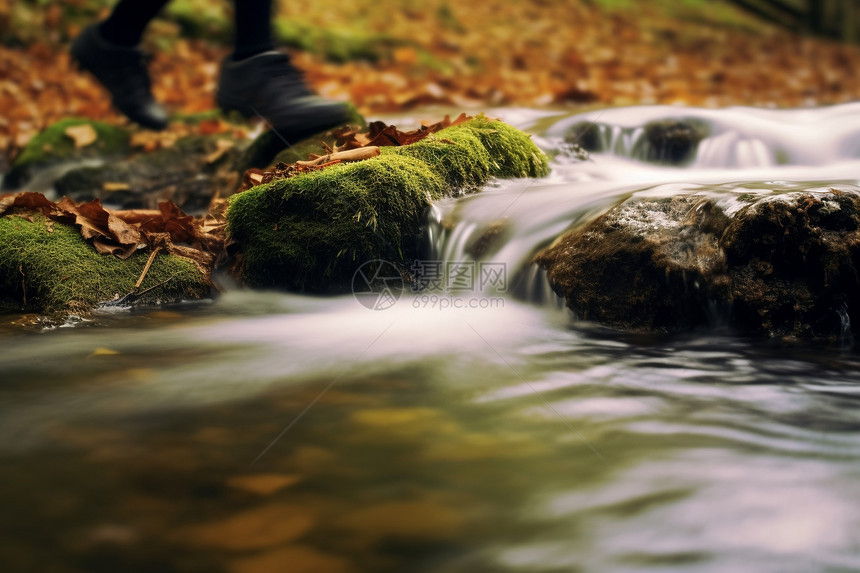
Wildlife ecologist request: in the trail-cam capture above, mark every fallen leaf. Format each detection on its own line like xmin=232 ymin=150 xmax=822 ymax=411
xmin=63 ymin=123 xmax=98 ymax=149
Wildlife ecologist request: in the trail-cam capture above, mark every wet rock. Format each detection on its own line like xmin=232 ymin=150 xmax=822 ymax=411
xmin=337 ymin=500 xmax=463 ymax=543
xmin=465 ymin=219 xmax=511 ymax=259
xmin=634 ymin=119 xmax=708 ymax=165
xmin=722 ymin=190 xmax=860 ymax=338
xmin=535 ymin=188 xmax=860 ymax=339
xmin=564 ymin=121 xmax=605 ymax=152
xmin=54 ymin=136 xmax=242 ymax=212
xmin=535 ymin=194 xmax=733 ymax=333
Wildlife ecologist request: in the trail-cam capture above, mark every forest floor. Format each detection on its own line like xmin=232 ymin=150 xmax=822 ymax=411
xmin=2 ymin=0 xmax=860 ymax=166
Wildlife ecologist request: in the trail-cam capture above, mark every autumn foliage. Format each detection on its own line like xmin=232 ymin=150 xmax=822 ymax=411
xmin=2 ymin=0 xmax=860 ymax=168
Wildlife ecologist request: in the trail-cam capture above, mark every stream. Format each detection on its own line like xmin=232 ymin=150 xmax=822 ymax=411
xmin=2 ymin=105 xmax=860 ymax=573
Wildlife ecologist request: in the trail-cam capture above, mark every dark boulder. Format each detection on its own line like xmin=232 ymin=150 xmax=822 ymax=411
xmin=535 ymin=188 xmax=860 ymax=339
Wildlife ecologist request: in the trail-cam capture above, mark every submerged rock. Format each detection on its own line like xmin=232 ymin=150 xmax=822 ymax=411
xmin=564 ymin=118 xmax=708 ymax=165
xmin=564 ymin=121 xmax=605 ymax=153
xmin=535 ymin=188 xmax=860 ymax=339
xmin=227 ymin=117 xmax=550 ymax=291
xmin=634 ymin=119 xmax=708 ymax=165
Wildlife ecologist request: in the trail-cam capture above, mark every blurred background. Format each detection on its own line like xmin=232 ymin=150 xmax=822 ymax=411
xmin=0 ymin=0 xmax=858 ymax=166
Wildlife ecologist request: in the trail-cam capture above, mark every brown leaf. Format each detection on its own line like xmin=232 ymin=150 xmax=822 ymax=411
xmin=158 ymin=201 xmax=196 ymax=244
xmin=0 ymin=191 xmax=60 ymax=217
xmin=57 ymin=196 xmax=141 ymax=248
xmin=333 ymin=115 xmax=474 ymax=151
xmin=92 ymin=237 xmax=139 ymax=259
xmin=63 ymin=124 xmax=98 ymax=149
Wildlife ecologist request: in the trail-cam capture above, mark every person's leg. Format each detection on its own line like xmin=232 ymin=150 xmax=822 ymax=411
xmin=217 ymin=0 xmax=350 ymax=143
xmin=232 ymin=0 xmax=274 ymax=61
xmin=100 ymin=0 xmax=171 ymax=46
xmin=71 ymin=1 xmax=170 ymax=130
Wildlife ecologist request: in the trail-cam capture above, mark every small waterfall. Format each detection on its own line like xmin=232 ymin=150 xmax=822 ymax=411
xmin=549 ymin=103 xmax=860 ymax=169
xmin=423 ymin=104 xmax=860 ymax=312
xmin=838 ymin=304 xmax=854 ymax=350
xmin=510 ymin=263 xmax=565 ymax=309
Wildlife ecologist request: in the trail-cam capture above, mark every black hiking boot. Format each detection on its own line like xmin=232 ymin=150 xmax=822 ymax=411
xmin=71 ymin=24 xmax=169 ymax=131
xmin=216 ymin=51 xmax=350 ymax=142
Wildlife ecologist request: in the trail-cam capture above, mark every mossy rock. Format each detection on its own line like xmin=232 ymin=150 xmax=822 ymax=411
xmin=461 ymin=116 xmax=550 ymax=178
xmin=227 ymin=116 xmax=549 ymax=291
xmin=0 ymin=214 xmax=210 ymax=314
xmin=384 ymin=127 xmax=492 ymax=192
xmin=228 ymin=153 xmax=445 ymax=291
xmin=5 ymin=119 xmax=131 ymax=190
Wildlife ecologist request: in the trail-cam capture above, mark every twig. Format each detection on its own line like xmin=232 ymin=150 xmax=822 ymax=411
xmin=19 ymin=264 xmax=26 ymax=307
xmin=132 ymin=274 xmax=178 ymax=298
xmin=297 ymin=146 xmax=380 ymax=167
xmin=111 ymin=273 xmax=178 ymax=307
xmin=134 ymin=246 xmax=162 ymax=290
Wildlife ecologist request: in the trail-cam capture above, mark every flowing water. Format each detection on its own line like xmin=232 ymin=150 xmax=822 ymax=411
xmin=3 ymin=105 xmax=860 ymax=573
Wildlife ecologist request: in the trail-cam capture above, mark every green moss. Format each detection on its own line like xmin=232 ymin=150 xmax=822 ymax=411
xmin=6 ymin=118 xmax=130 ymax=189
xmin=227 ymin=154 xmax=445 ymax=290
xmin=384 ymin=126 xmax=492 ymax=192
xmin=0 ymin=215 xmax=210 ymax=314
xmin=383 ymin=116 xmax=549 ymax=188
xmin=458 ymin=116 xmax=551 ymax=178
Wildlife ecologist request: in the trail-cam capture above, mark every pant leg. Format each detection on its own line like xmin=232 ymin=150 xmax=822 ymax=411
xmin=99 ymin=0 xmax=172 ymax=46
xmin=232 ymin=0 xmax=274 ymax=60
